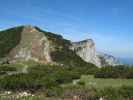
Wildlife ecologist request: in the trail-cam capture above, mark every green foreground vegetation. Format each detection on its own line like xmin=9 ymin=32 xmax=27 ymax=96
xmin=77 ymin=75 xmax=133 ymax=88
xmin=0 ymin=63 xmax=133 ymax=100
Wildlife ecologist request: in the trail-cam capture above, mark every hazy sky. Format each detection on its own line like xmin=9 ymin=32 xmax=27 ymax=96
xmin=0 ymin=0 xmax=133 ymax=58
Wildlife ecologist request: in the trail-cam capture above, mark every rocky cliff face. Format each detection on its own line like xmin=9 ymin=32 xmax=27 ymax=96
xmin=70 ymin=39 xmax=101 ymax=67
xmin=0 ymin=25 xmax=119 ymax=67
xmin=8 ymin=25 xmax=51 ymax=63
xmin=96 ymin=52 xmax=119 ymax=66
xmin=70 ymin=39 xmax=119 ymax=67
xmin=0 ymin=25 xmax=96 ymax=68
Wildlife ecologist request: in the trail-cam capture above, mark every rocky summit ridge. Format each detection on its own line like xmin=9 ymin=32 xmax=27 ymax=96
xmin=70 ymin=39 xmax=119 ymax=67
xmin=0 ymin=25 xmax=119 ymax=67
xmin=70 ymin=39 xmax=101 ymax=67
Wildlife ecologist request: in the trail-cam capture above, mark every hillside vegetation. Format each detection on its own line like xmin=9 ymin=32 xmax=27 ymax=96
xmin=0 ymin=63 xmax=98 ymax=91
xmin=95 ymin=65 xmax=133 ymax=78
xmin=0 ymin=26 xmax=23 ymax=58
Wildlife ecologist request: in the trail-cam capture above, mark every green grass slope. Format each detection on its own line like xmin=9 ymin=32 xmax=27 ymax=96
xmin=0 ymin=26 xmax=23 ymax=58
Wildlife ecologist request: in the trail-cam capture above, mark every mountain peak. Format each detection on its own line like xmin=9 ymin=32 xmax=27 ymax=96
xmin=81 ymin=39 xmax=94 ymax=42
xmin=72 ymin=39 xmax=95 ymax=48
xmin=23 ymin=24 xmax=35 ymax=28
xmin=71 ymin=38 xmax=101 ymax=67
xmin=22 ymin=25 xmax=38 ymax=33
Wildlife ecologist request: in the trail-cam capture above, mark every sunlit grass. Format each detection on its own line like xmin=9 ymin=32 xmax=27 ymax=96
xmin=79 ymin=75 xmax=133 ymax=89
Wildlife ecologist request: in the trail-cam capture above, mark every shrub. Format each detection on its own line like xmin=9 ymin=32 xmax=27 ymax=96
xmin=46 ymin=86 xmax=63 ymax=97
xmin=0 ymin=65 xmax=16 ymax=72
xmin=77 ymin=81 xmax=85 ymax=86
xmin=95 ymin=65 xmax=133 ymax=79
xmin=0 ymin=74 xmax=42 ymax=91
xmin=0 ymin=65 xmax=17 ymax=75
xmin=0 ymin=63 xmax=97 ymax=92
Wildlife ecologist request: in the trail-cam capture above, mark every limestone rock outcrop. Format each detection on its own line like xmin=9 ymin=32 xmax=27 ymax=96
xmin=8 ymin=25 xmax=51 ymax=63
xmin=70 ymin=39 xmax=101 ymax=67
xmin=70 ymin=39 xmax=119 ymax=67
xmin=96 ymin=52 xmax=119 ymax=66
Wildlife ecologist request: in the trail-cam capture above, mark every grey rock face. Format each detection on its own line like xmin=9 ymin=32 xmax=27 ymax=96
xmin=70 ymin=39 xmax=101 ymax=67
xmin=97 ymin=52 xmax=119 ymax=66
xmin=70 ymin=39 xmax=118 ymax=67
xmin=8 ymin=25 xmax=51 ymax=63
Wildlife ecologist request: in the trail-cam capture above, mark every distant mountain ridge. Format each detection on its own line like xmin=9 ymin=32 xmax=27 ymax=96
xmin=0 ymin=25 xmax=119 ymax=67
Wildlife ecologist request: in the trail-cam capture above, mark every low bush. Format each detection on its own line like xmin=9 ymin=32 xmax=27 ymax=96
xmin=0 ymin=65 xmax=17 ymax=75
xmin=77 ymin=80 xmax=85 ymax=86
xmin=0 ymin=65 xmax=16 ymax=72
xmin=62 ymin=86 xmax=133 ymax=100
xmin=0 ymin=64 xmax=89 ymax=91
xmin=0 ymin=74 xmax=42 ymax=91
xmin=95 ymin=65 xmax=133 ymax=79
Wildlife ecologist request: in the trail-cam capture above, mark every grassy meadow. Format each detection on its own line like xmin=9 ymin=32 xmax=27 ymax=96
xmin=79 ymin=75 xmax=133 ymax=89
xmin=0 ymin=63 xmax=133 ymax=100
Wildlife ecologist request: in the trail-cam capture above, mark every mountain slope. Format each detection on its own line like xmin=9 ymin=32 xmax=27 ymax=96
xmin=70 ymin=39 xmax=119 ymax=67
xmin=0 ymin=25 xmax=118 ymax=67
xmin=0 ymin=25 xmax=97 ymax=68
xmin=70 ymin=39 xmax=101 ymax=67
xmin=36 ymin=26 xmax=96 ymax=67
xmin=0 ymin=26 xmax=23 ymax=58
xmin=8 ymin=25 xmax=52 ymax=63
